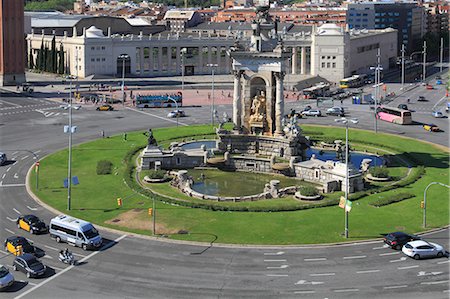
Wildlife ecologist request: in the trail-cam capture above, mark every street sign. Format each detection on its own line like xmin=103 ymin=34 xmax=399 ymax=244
xmin=345 ymin=200 xmax=353 ymax=212
xmin=339 ymin=196 xmax=346 ymax=209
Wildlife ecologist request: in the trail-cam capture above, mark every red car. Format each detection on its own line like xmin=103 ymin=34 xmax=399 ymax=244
xmin=426 ymin=84 xmax=433 ymax=90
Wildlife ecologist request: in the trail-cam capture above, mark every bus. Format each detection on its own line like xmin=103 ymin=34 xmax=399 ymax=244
xmin=302 ymin=82 xmax=330 ymax=99
xmin=339 ymin=74 xmax=367 ymax=89
xmin=136 ymin=92 xmax=183 ymax=108
xmin=376 ymin=106 xmax=412 ymax=125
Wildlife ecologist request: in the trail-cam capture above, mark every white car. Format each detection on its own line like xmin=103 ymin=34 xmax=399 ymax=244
xmin=0 ymin=152 xmax=6 ymax=166
xmin=402 ymin=240 xmax=445 ymax=260
xmin=167 ymin=110 xmax=186 ymax=118
xmin=301 ymin=109 xmax=321 ymax=117
xmin=0 ymin=265 xmax=14 ymax=291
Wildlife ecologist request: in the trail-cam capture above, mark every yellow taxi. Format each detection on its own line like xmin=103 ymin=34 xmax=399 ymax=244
xmin=17 ymin=215 xmax=48 ymax=234
xmin=96 ymin=104 xmax=114 ymax=111
xmin=4 ymin=236 xmax=35 ymax=256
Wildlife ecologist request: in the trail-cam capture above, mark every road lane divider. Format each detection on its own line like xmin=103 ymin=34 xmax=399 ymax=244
xmin=343 ymin=255 xmax=366 ymax=259
xmin=356 ymin=269 xmax=380 ymax=274
xmin=398 ymin=265 xmax=419 ymax=270
xmin=263 ymin=251 xmax=284 ymax=256
xmin=304 ymin=258 xmax=327 ymax=262
xmin=310 ymin=273 xmax=335 ymax=277
xmin=383 ymin=285 xmax=408 ymax=289
xmin=264 ymin=259 xmax=286 ymax=262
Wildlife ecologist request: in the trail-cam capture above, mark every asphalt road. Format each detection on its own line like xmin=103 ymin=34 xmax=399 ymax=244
xmin=0 ymin=76 xmax=449 ymax=298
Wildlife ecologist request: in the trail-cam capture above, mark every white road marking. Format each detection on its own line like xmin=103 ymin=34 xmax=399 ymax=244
xmin=21 ymin=155 xmax=29 ymax=160
xmin=294 ymin=290 xmax=315 ymax=294
xmin=11 ymin=151 xmax=18 ymax=155
xmin=18 ymin=280 xmax=37 ymax=286
xmin=295 ymin=280 xmax=323 ymax=285
xmin=6 ymin=167 xmax=11 ymax=172
xmin=266 ymin=265 xmax=288 ymax=269
xmin=72 ymin=252 xmax=86 ymax=258
xmin=44 ymin=245 xmax=59 ymax=251
xmin=1 ymin=174 xmax=5 ymax=179
xmin=421 ymin=280 xmax=448 ymax=285
xmin=356 ymin=269 xmax=380 ymax=274
xmin=379 ymin=252 xmax=399 ymax=256
xmin=6 ymin=217 xmax=17 ymax=222
xmin=390 ymin=257 xmax=407 ymax=263
xmin=417 ymin=271 xmax=442 ymax=276
xmin=127 ymin=107 xmax=189 ymax=126
xmin=265 ymin=274 xmax=289 ymax=277
xmin=264 ymin=259 xmax=286 ymax=262
xmin=5 ymin=228 xmax=15 ymax=234
xmin=51 ymin=265 xmax=64 ymax=271
xmin=443 ymin=290 xmax=450 ymax=293
xmin=27 ymin=205 xmax=38 ymax=211
xmin=264 ymin=251 xmax=284 ymax=256
xmin=334 ymin=289 xmax=359 ymax=292
xmin=437 ymin=260 xmax=450 ymax=264
xmin=42 ymin=255 xmax=53 ymax=259
xmin=310 ymin=273 xmax=335 ymax=277
xmin=398 ymin=265 xmax=419 ymax=270
xmin=13 ymin=173 xmax=19 ymax=179
xmin=343 ymin=255 xmax=367 ymax=259
xmin=304 ymin=258 xmax=327 ymax=261
xmin=0 ymin=183 xmax=25 ymax=188
xmin=34 ymin=150 xmax=41 ymax=154
xmin=13 ymin=208 xmax=21 ymax=214
xmin=14 ymin=234 xmax=127 ymax=299
xmin=12 ymin=161 xmax=17 ymax=165
xmin=383 ymin=285 xmax=408 ymax=289
xmin=372 ymin=245 xmax=388 ymax=249
xmin=0 ymin=99 xmax=21 ymax=107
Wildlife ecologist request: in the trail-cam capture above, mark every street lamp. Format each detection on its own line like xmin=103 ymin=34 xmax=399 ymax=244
xmin=180 ymin=48 xmax=187 ymax=92
xmin=370 ymin=48 xmax=383 ymax=134
xmin=118 ymin=54 xmax=130 ymax=107
xmin=207 ymin=63 xmax=218 ymax=126
xmin=400 ymin=44 xmax=405 ymax=89
xmin=423 ymin=182 xmax=450 ymax=228
xmin=422 ymin=41 xmax=427 ymax=83
xmin=167 ymin=96 xmax=179 ymax=127
xmin=62 ymin=76 xmax=81 ymax=211
xmin=335 ymin=117 xmax=359 ymax=238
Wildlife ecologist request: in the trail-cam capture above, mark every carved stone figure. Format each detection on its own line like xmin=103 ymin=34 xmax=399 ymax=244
xmin=249 ymin=90 xmax=266 ymax=123
xmin=144 ymin=128 xmax=157 ymax=146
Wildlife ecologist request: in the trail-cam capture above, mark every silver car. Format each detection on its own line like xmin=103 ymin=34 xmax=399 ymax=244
xmin=402 ymin=240 xmax=445 ymax=260
xmin=0 ymin=152 xmax=6 ymax=166
xmin=0 ymin=265 xmax=14 ymax=291
xmin=301 ymin=109 xmax=321 ymax=117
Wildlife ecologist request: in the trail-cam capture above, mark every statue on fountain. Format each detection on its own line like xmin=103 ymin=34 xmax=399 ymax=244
xmin=249 ymin=90 xmax=267 ymax=124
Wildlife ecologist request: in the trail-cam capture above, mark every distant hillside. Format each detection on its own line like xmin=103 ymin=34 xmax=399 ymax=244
xmin=25 ymin=0 xmax=75 ymax=12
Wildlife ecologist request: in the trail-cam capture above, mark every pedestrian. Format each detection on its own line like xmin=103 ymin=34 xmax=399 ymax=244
xmin=101 ymin=130 xmax=105 ymax=138
xmin=208 ymin=93 xmax=211 ymax=100
xmin=123 ymin=132 xmax=127 ymax=141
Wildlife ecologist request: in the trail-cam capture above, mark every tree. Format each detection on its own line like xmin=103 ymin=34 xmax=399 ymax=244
xmin=51 ymin=35 xmax=57 ymax=73
xmin=44 ymin=44 xmax=50 ymax=72
xmin=58 ymin=43 xmax=65 ymax=74
xmin=37 ymin=38 xmax=45 ymax=71
xmin=29 ymin=47 xmax=35 ymax=69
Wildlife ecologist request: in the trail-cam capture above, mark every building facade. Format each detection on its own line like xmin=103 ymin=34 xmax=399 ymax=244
xmin=347 ymin=2 xmax=426 ymax=54
xmin=0 ymin=0 xmax=25 ymax=86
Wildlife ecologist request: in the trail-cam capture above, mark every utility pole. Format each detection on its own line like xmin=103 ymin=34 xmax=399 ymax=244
xmin=67 ymin=77 xmax=73 ymax=211
xmin=422 ymin=40 xmax=427 ymax=82
xmin=440 ymin=37 xmax=443 ymax=73
xmin=401 ymin=44 xmax=405 ymax=89
xmin=375 ymin=48 xmax=381 ymax=134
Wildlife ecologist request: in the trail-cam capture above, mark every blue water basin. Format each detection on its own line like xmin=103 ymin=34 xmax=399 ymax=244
xmin=180 ymin=140 xmax=217 ymax=150
xmin=306 ymin=148 xmax=383 ymax=167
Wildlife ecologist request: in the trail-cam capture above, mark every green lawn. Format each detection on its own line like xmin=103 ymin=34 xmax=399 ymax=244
xmin=30 ymin=125 xmax=449 ymax=245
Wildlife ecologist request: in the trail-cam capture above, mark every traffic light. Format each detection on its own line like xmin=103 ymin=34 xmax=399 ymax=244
xmin=148 ymin=208 xmax=153 ymax=216
xmin=420 ymin=201 xmax=424 ymax=209
xmin=117 ymin=198 xmax=122 ymax=207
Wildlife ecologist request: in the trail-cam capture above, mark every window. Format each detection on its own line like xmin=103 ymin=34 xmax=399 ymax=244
xmin=332 ymin=62 xmax=336 ymax=68
xmin=91 ymin=58 xmax=95 ymax=62
xmin=101 ymin=46 xmax=105 ymax=50
xmin=96 ymin=58 xmax=100 ymax=62
xmin=327 ymin=62 xmax=330 ymax=68
xmin=321 ymin=62 xmax=325 ymax=68
xmin=91 ymin=46 xmax=95 ymax=50
xmin=50 ymin=224 xmax=77 ymax=236
xmin=102 ymin=58 xmax=105 ymax=62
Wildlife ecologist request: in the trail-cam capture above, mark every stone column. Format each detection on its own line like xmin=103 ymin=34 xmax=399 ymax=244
xmin=158 ymin=47 xmax=163 ymax=76
xmin=300 ymin=47 xmax=307 ymax=75
xmin=176 ymin=47 xmax=181 ymax=76
xmin=198 ymin=47 xmax=203 ymax=74
xmin=233 ymin=70 xmax=243 ymax=129
xmin=274 ymin=72 xmax=285 ymax=136
xmin=292 ymin=47 xmax=298 ymax=74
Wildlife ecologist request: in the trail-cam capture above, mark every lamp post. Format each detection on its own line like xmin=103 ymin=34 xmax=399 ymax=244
xmin=401 ymin=44 xmax=405 ymax=89
xmin=422 ymin=41 xmax=427 ymax=83
xmin=335 ymin=117 xmax=359 ymax=238
xmin=167 ymin=96 xmax=179 ymax=127
xmin=62 ymin=76 xmax=81 ymax=211
xmin=207 ymin=63 xmax=218 ymax=126
xmin=370 ymin=48 xmax=383 ymax=134
xmin=423 ymin=182 xmax=450 ymax=228
xmin=119 ymin=54 xmax=129 ymax=107
xmin=180 ymin=48 xmax=187 ymax=93
xmin=439 ymin=38 xmax=443 ymax=74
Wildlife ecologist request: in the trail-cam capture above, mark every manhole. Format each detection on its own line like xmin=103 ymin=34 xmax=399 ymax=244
xmin=111 ymin=219 xmax=121 ymax=223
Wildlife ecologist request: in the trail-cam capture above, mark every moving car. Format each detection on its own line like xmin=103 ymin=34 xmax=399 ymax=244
xmin=301 ymin=109 xmax=321 ymax=117
xmin=13 ymin=254 xmax=46 ymax=278
xmin=4 ymin=236 xmax=35 ymax=256
xmin=0 ymin=152 xmax=6 ymax=166
xmin=167 ymin=110 xmax=186 ymax=118
xmin=326 ymin=107 xmax=344 ymax=116
xmin=96 ymin=104 xmax=114 ymax=111
xmin=397 ymin=104 xmax=409 ymax=110
xmin=49 ymin=215 xmax=102 ymax=250
xmin=426 ymin=84 xmax=433 ymax=90
xmin=418 ymin=96 xmax=427 ymax=102
xmin=423 ymin=123 xmax=440 ymax=132
xmin=0 ymin=265 xmax=14 ymax=291
xmin=432 ymin=111 xmax=444 ymax=118
xmin=383 ymin=232 xmax=420 ymax=250
xmin=402 ymin=240 xmax=445 ymax=260
xmin=17 ymin=215 xmax=48 ymax=234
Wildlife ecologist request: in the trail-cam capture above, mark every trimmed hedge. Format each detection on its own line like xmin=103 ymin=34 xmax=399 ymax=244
xmin=145 ymin=170 xmax=166 ymax=179
xmin=368 ymin=193 xmax=415 ymax=207
xmin=370 ymin=166 xmax=389 ymax=178
xmin=300 ymin=186 xmax=319 ymax=196
xmin=96 ymin=160 xmax=113 ymax=175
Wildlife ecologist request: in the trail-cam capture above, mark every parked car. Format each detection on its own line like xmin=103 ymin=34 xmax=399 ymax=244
xmin=285 ymin=109 xmax=302 ymax=119
xmin=432 ymin=111 xmax=444 ymax=118
xmin=383 ymin=232 xmax=420 ymax=250
xmin=418 ymin=96 xmax=427 ymax=102
xmin=96 ymin=104 xmax=114 ymax=111
xmin=326 ymin=107 xmax=344 ymax=116
xmin=426 ymin=84 xmax=433 ymax=90
xmin=301 ymin=109 xmax=321 ymax=117
xmin=167 ymin=110 xmax=186 ymax=118
xmin=0 ymin=152 xmax=6 ymax=166
xmin=302 ymin=105 xmax=312 ymax=112
xmin=0 ymin=265 xmax=14 ymax=291
xmin=402 ymin=240 xmax=445 ymax=260
xmin=436 ymin=79 xmax=443 ymax=85
xmin=423 ymin=123 xmax=440 ymax=132
xmin=398 ymin=104 xmax=409 ymax=110
xmin=13 ymin=254 xmax=46 ymax=278
xmin=4 ymin=236 xmax=35 ymax=256
xmin=17 ymin=215 xmax=48 ymax=234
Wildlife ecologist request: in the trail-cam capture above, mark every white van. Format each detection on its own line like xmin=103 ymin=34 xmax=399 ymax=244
xmin=49 ymin=215 xmax=102 ymax=250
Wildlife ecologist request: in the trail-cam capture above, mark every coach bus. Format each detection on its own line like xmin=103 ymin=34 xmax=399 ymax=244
xmin=376 ymin=106 xmax=413 ymax=125
xmin=339 ymin=74 xmax=367 ymax=89
xmin=136 ymin=92 xmax=183 ymax=108
xmin=302 ymin=82 xmax=330 ymax=99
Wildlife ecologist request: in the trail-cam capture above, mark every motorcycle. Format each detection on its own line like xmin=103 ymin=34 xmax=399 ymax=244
xmin=59 ymin=250 xmax=76 ymax=266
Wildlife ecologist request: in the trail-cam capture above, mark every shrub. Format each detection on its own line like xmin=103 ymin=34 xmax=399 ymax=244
xmin=300 ymin=186 xmax=319 ymax=197
xmin=370 ymin=166 xmax=389 ymax=178
xmin=145 ymin=170 xmax=166 ymax=179
xmin=96 ymin=160 xmax=113 ymax=175
xmin=322 ymin=137 xmax=336 ymax=144
xmin=369 ymin=193 xmax=415 ymax=207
